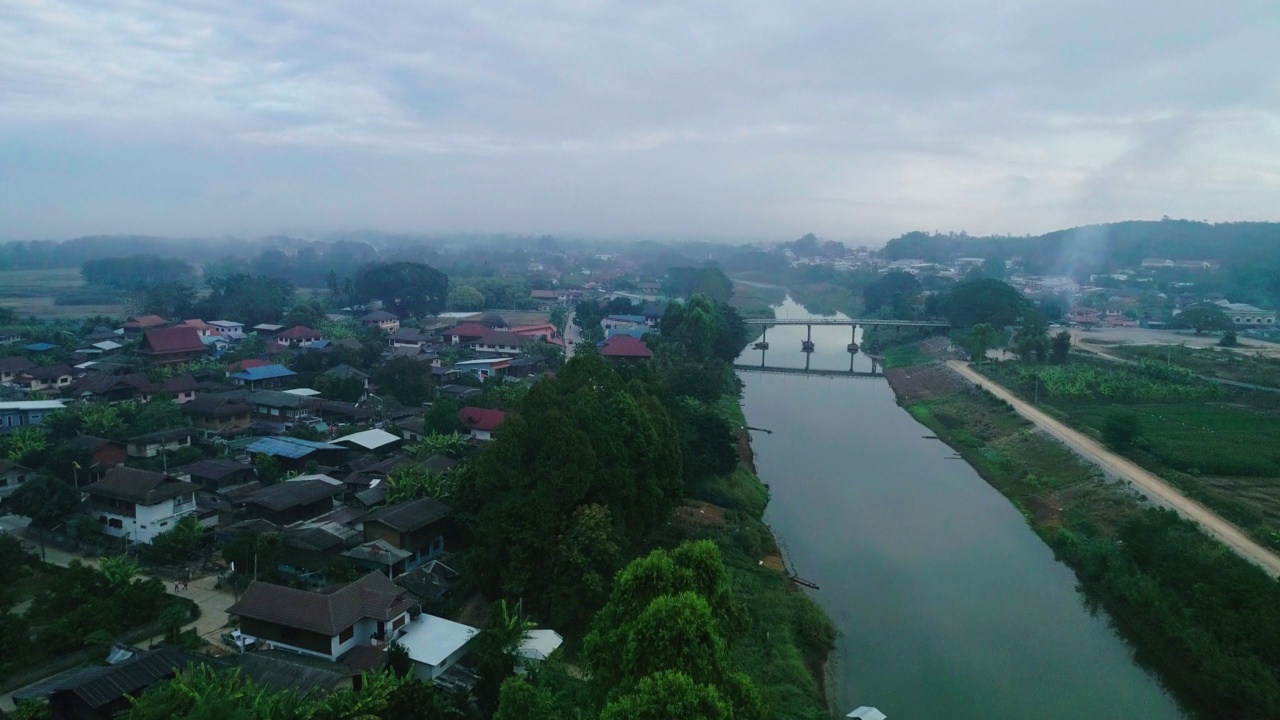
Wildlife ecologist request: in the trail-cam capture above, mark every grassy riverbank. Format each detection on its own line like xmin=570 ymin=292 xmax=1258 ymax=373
xmin=652 ymin=395 xmax=836 ymax=720
xmin=885 ymin=360 xmax=1280 ymax=720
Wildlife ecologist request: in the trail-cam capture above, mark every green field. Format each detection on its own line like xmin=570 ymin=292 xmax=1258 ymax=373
xmin=0 ymin=268 xmax=128 ymax=319
xmin=1112 ymin=343 xmax=1280 ymax=389
xmin=976 ymin=358 xmax=1280 ymax=549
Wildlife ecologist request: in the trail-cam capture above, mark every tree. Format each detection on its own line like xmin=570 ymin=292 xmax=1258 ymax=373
xmin=387 ymin=641 xmax=413 ymax=678
xmin=1051 ymin=331 xmax=1072 ymax=363
xmin=138 ymin=516 xmax=205 ymax=566
xmin=982 ymin=256 xmax=1006 ymax=279
xmin=371 ymin=357 xmax=433 ymax=406
xmin=406 ymin=431 xmax=468 ymax=460
xmin=1175 ymin=304 xmax=1232 ymax=335
xmin=5 ymin=427 xmax=48 ymax=465
xmin=130 ymin=397 xmax=183 ymax=435
xmin=352 ymin=262 xmax=448 ymax=317
xmin=448 ymin=285 xmax=486 ymax=311
xmin=1219 ymin=330 xmax=1240 ymax=347
xmin=254 ymin=454 xmax=284 ymax=485
xmin=1013 ymin=311 xmax=1050 ymax=362
xmin=98 ymin=555 xmax=141 ymax=589
xmin=942 ymin=278 xmax=1027 ymax=329
xmin=142 ymin=282 xmax=196 ymax=319
xmin=385 ymin=464 xmax=456 ymax=503
xmin=424 ymin=397 xmax=462 ymax=435
xmin=966 ymin=323 xmax=998 ymax=362
xmin=282 ymin=301 xmax=327 ymax=329
xmin=194 ymin=274 xmax=295 ymax=328
xmin=473 ymin=599 xmax=536 ymax=714
xmin=863 ymin=271 xmax=922 ymax=315
xmin=9 ymin=476 xmax=78 ymax=530
xmin=1102 ymin=410 xmax=1143 ymax=450
xmin=549 ymin=305 xmax=567 ymax=334
xmin=600 ymin=671 xmax=730 ymax=720
xmin=662 ymin=266 xmax=733 ymax=304
xmin=494 ymin=676 xmax=563 ymax=720
xmin=82 ymin=405 xmax=124 ymax=439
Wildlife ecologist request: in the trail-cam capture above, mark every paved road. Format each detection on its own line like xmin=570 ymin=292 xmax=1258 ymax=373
xmin=946 ymin=360 xmax=1280 ymax=578
xmin=564 ymin=311 xmax=580 ymax=360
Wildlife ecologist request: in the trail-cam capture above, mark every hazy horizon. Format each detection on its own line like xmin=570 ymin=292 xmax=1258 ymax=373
xmin=3 ymin=1 xmax=1278 ymax=242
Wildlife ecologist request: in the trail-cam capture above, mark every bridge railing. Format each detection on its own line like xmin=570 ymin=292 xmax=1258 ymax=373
xmin=743 ymin=318 xmax=950 ymax=328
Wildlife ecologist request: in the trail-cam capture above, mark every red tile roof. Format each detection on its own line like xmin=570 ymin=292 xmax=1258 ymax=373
xmin=122 ymin=315 xmax=169 ymax=329
xmin=448 ymin=322 xmax=491 ymax=339
xmin=458 ymin=406 xmax=507 ymax=432
xmin=226 ymin=358 xmax=269 ymax=373
xmin=599 ymin=335 xmax=652 ymax=358
xmin=139 ymin=327 xmax=205 ymax=354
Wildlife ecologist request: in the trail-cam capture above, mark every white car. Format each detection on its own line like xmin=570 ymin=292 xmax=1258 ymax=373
xmin=222 ymin=630 xmax=257 ymax=651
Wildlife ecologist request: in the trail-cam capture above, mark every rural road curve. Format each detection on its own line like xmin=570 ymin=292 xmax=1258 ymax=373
xmin=946 ymin=360 xmax=1280 ymax=578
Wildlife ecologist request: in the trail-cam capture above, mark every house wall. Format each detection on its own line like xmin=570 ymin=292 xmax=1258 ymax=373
xmin=469 ymin=429 xmax=493 ymax=441
xmin=0 ymin=409 xmax=54 ymax=432
xmin=94 ymin=493 xmax=196 ymax=543
xmin=0 ymin=468 xmax=31 ymax=499
xmin=411 ymin=639 xmax=472 ymax=680
xmin=364 ymin=522 xmax=404 ymax=549
xmin=127 ymin=437 xmax=191 ymax=458
xmin=240 ymin=617 xmax=335 ymax=658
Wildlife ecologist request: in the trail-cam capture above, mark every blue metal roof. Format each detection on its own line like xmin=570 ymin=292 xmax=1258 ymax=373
xmin=605 ymin=314 xmax=646 ymax=323
xmin=245 ymin=436 xmax=344 ymax=459
xmin=232 ymin=364 xmax=298 ymax=381
xmin=606 ymin=327 xmax=649 ymax=340
xmin=25 ymin=342 xmax=57 ymax=351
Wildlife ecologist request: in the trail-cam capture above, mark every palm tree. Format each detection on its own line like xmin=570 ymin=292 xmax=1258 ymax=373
xmin=99 ymin=555 xmax=140 ymax=589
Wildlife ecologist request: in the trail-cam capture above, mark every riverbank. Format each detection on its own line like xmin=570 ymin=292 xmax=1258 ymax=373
xmin=657 ymin=395 xmax=836 ymax=720
xmin=884 ymin=359 xmax=1280 ymax=719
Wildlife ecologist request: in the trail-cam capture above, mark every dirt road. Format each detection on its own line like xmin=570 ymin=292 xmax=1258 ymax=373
xmin=946 ymin=360 xmax=1280 ymax=578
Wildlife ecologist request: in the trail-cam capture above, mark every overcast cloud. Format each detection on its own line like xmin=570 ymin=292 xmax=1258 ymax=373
xmin=2 ymin=0 xmax=1278 ymax=243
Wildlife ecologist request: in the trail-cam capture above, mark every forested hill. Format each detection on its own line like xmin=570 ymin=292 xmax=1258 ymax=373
xmin=883 ymin=220 xmax=1280 ymax=272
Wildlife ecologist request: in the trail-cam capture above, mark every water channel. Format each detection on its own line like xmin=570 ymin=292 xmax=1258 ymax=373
xmin=737 ymin=296 xmax=1184 ymax=719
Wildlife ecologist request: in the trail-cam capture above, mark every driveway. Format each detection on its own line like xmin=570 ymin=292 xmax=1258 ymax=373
xmin=946 ymin=360 xmax=1280 ymax=578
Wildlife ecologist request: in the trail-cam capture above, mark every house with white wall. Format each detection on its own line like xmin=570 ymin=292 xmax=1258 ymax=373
xmin=227 ymin=572 xmax=418 ymax=661
xmin=83 ymin=466 xmax=199 ymax=544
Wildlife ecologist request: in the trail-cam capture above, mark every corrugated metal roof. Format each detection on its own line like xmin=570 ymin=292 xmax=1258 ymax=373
xmin=232 ymin=364 xmax=297 ymax=381
xmin=245 ymin=436 xmax=344 ymax=459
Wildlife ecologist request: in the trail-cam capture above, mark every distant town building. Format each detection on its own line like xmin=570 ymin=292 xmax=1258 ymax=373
xmin=1214 ymin=300 xmax=1277 ymax=326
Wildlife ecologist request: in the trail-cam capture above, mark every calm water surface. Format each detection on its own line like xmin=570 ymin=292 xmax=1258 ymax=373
xmin=738 ymin=297 xmax=1183 ymax=720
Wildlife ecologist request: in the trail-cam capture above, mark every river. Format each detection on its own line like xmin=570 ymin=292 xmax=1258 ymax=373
xmin=737 ymin=297 xmax=1184 ymax=720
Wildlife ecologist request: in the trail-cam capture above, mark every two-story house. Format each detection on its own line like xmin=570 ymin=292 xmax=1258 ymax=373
xmin=126 ymin=427 xmax=194 ymax=458
xmin=227 ymin=571 xmax=418 ymax=661
xmin=0 ymin=357 xmax=34 ymax=384
xmin=136 ymin=327 xmax=207 ymax=366
xmin=240 ymin=479 xmax=343 ymax=525
xmin=183 ymin=394 xmax=254 ymax=437
xmin=458 ymin=407 xmax=507 ymax=441
xmin=84 ymin=466 xmax=199 ymax=543
xmin=276 ymin=326 xmax=324 ymax=349
xmin=0 ymin=400 xmax=66 ymax=434
xmin=471 ymin=330 xmax=524 ymax=356
xmin=349 ymin=497 xmax=453 ymax=578
xmin=207 ymin=320 xmax=246 ymax=339
xmin=360 ymin=311 xmax=400 ymax=333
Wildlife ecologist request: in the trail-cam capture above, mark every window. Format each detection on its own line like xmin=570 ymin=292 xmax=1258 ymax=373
xmin=339 ymin=625 xmax=354 ymax=643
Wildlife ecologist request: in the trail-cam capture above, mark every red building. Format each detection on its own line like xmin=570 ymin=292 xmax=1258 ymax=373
xmin=137 ymin=327 xmax=207 ymax=366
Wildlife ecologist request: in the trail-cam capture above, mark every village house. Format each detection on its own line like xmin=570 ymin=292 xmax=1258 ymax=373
xmin=446 ymin=322 xmax=490 ymax=346
xmin=324 ymin=365 xmax=370 ymax=398
xmin=0 ymin=399 xmax=65 ymax=433
xmin=239 ymin=479 xmax=344 ymax=525
xmin=245 ymin=390 xmax=310 ymax=431
xmin=232 ymin=364 xmax=298 ymax=390
xmin=396 ymin=614 xmax=478 ymax=680
xmin=244 ymin=436 xmax=347 ymax=471
xmin=276 ymin=326 xmax=325 ymax=348
xmin=136 ymin=327 xmax=207 ymax=366
xmin=1214 ymin=299 xmax=1277 ymax=326
xmin=126 ymin=427 xmax=194 ymax=459
xmin=355 ymin=497 xmax=453 ymax=577
xmin=72 ymin=372 xmax=156 ymax=404
xmin=601 ymin=314 xmax=646 ymax=333
xmin=63 ymin=435 xmax=127 ymax=481
xmin=177 ymin=458 xmax=257 ymax=492
xmin=598 ymin=334 xmax=653 ymax=360
xmin=84 ymin=466 xmax=199 ymax=543
xmin=510 ymin=323 xmax=558 ymax=343
xmin=387 ymin=328 xmax=431 ymax=348
xmin=12 ymin=647 xmax=196 ymax=720
xmin=0 ymin=356 xmax=34 ymax=384
xmin=458 ymin=406 xmax=507 ymax=441
xmin=174 ymin=319 xmax=217 ymax=337
xmin=207 ymin=320 xmax=246 ymax=338
xmin=183 ymin=394 xmax=253 ymax=437
xmin=360 ymin=311 xmax=401 ymax=333
xmin=227 ymin=571 xmax=418 ymax=661
xmin=452 ymin=357 xmax=511 ymax=380
xmin=120 ymin=315 xmax=169 ymax=336
xmin=0 ymin=328 xmax=24 ymax=345
xmin=12 ymin=364 xmax=76 ymax=393
xmin=0 ymin=459 xmax=35 ymax=503
xmin=472 ymin=330 xmax=524 ymax=356
xmin=253 ymin=324 xmax=285 ymax=338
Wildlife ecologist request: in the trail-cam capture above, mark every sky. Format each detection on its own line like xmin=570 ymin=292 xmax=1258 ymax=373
xmin=2 ymin=0 xmax=1279 ymax=244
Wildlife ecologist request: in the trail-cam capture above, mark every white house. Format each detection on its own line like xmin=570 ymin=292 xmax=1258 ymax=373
xmin=516 ymin=629 xmax=564 ymax=674
xmin=83 ymin=466 xmax=199 ymax=544
xmin=0 ymin=400 xmax=66 ymax=434
xmin=1214 ymin=300 xmax=1277 ymax=326
xmin=227 ymin=572 xmax=417 ymax=661
xmin=208 ymin=321 xmax=246 ymax=339
xmin=397 ymin=614 xmax=478 ymax=680
xmin=0 ymin=460 xmax=35 ymax=501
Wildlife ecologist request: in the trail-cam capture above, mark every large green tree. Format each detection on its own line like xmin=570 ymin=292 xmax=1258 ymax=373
xmin=942 ymin=278 xmax=1027 ymax=329
xmin=352 ymin=262 xmax=448 ymax=317
xmin=458 ymin=353 xmax=683 ymax=628
xmin=863 ymin=270 xmax=922 ymax=316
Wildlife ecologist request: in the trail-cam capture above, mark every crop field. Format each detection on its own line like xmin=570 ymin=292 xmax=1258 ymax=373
xmin=0 ymin=268 xmax=128 ymax=318
xmin=1111 ymin=343 xmax=1280 ymax=389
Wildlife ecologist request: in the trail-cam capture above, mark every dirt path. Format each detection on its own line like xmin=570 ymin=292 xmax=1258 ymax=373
xmin=946 ymin=360 xmax=1280 ymax=578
